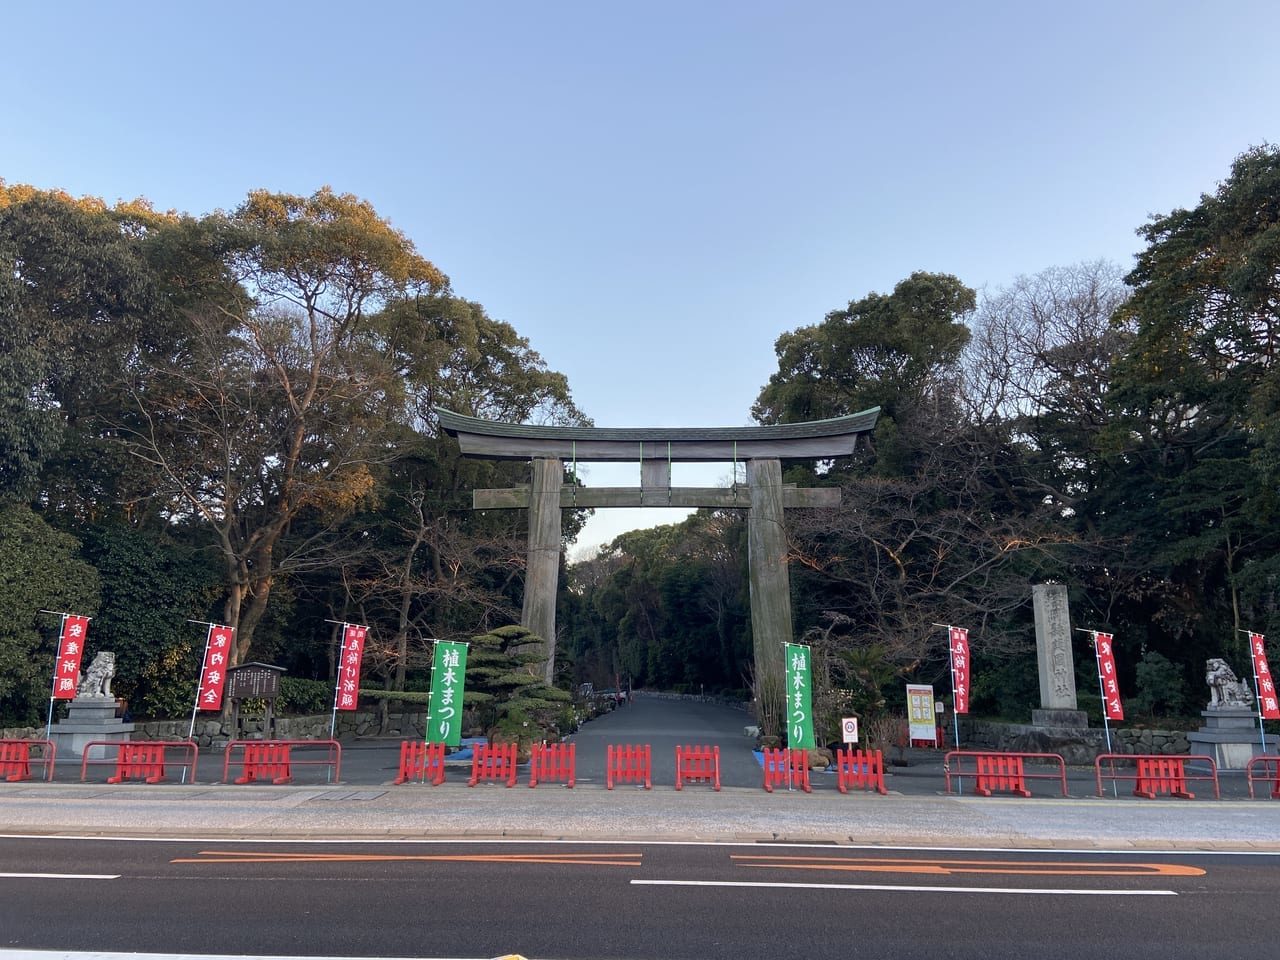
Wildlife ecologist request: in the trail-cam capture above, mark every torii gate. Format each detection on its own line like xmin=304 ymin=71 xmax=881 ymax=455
xmin=437 ymin=407 xmax=879 ymax=725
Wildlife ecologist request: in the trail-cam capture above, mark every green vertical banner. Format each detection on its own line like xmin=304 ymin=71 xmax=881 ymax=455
xmin=784 ymin=642 xmax=815 ymax=749
xmin=426 ymin=640 xmax=468 ymax=747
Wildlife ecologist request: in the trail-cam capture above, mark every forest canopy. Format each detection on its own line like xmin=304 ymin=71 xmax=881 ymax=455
xmin=4 ymin=146 xmax=1279 ymax=736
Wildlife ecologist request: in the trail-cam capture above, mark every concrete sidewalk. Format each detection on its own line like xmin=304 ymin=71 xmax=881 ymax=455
xmin=4 ymin=694 xmax=1280 ymax=849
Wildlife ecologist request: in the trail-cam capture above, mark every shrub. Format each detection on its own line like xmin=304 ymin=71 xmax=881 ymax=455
xmin=278 ymin=677 xmax=332 ymax=715
xmin=1130 ymin=651 xmax=1190 ymax=719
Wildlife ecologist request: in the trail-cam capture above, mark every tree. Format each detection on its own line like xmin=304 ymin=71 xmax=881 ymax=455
xmin=0 ymin=504 xmax=100 ymax=725
xmin=285 ymin=292 xmax=589 ymax=701
xmin=753 ymin=270 xmax=974 ymax=433
xmin=79 ymin=524 xmax=221 ymax=718
xmin=464 ymin=624 xmax=572 ymax=750
xmin=1104 ymin=145 xmax=1280 ymax=662
xmin=118 ymin=188 xmax=449 ymax=665
xmin=0 ymin=186 xmax=161 ymax=504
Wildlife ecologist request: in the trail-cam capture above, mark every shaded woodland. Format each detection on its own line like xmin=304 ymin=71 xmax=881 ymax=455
xmin=4 ymin=147 xmax=1279 ymax=742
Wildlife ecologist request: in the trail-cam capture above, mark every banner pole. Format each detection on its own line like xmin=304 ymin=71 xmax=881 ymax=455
xmin=1251 ymin=658 xmax=1267 ymax=757
xmin=1089 ymin=631 xmax=1118 ymax=798
xmin=188 ymin=624 xmax=215 ymax=742
xmin=1238 ymin=629 xmax=1272 ymax=755
xmin=185 ymin=623 xmax=220 ymax=785
xmin=951 ymin=627 xmax=961 ymax=795
xmin=423 ymin=639 xmax=437 ymax=783
xmin=329 ymin=622 xmax=346 ymax=740
xmin=44 ymin=612 xmax=69 ymax=740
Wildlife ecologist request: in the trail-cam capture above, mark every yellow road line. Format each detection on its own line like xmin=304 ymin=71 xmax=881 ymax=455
xmin=730 ymin=855 xmax=1204 ymax=878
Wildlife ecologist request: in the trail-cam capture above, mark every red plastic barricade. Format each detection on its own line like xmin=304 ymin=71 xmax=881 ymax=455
xmin=222 ymin=740 xmax=342 ymax=785
xmin=607 ymin=744 xmax=652 ymax=790
xmin=529 ymin=742 xmax=575 ymax=788
xmin=762 ymin=748 xmax=811 ymax=793
xmin=394 ymin=740 xmax=446 ymax=785
xmin=837 ymin=748 xmax=886 ymax=795
xmin=945 ymin=751 xmax=1068 ymax=797
xmin=108 ymin=742 xmax=167 ymax=784
xmin=1246 ymin=755 xmax=1280 ymax=799
xmin=468 ymin=742 xmax=519 ymax=787
xmin=1134 ymin=756 xmax=1196 ymax=799
xmin=1094 ymin=753 xmax=1218 ymax=800
xmin=80 ymin=740 xmax=197 ymax=784
xmin=975 ymin=754 xmax=1031 ymax=797
xmin=234 ymin=742 xmax=293 ymax=784
xmin=0 ymin=739 xmax=56 ymax=783
xmin=675 ymin=745 xmax=720 ymax=791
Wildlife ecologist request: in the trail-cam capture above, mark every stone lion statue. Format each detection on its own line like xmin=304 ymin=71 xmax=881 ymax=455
xmin=1206 ymin=657 xmax=1254 ymax=709
xmin=77 ymin=651 xmax=116 ymax=699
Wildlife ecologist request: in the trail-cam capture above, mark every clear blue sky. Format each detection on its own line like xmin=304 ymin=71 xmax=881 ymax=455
xmin=5 ymin=1 xmax=1278 ymax=555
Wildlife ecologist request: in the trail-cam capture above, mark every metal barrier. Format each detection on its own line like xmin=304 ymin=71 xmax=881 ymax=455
xmin=223 ymin=739 xmax=341 ymax=784
xmin=606 ymin=744 xmax=652 ymax=790
xmin=944 ymin=751 xmax=1067 ymax=797
xmin=529 ymin=742 xmax=575 ymax=788
xmin=675 ymin=745 xmax=720 ymax=791
xmin=0 ymin=738 xmax=56 ymax=783
xmin=1246 ymin=755 xmax=1280 ymax=799
xmin=762 ymin=748 xmax=811 ymax=793
xmin=837 ymin=748 xmax=887 ymax=795
xmin=394 ymin=740 xmax=446 ymax=785
xmin=468 ymin=742 xmax=519 ymax=787
xmin=80 ymin=740 xmax=198 ymax=784
xmin=1094 ymin=753 xmax=1218 ymax=799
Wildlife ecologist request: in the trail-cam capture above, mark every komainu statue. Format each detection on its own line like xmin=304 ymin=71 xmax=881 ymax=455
xmin=77 ymin=651 xmax=116 ymax=699
xmin=1205 ymin=657 xmax=1255 ymax=709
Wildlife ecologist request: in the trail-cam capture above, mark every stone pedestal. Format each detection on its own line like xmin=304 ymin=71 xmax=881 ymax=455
xmin=1032 ymin=709 xmax=1088 ymax=728
xmin=48 ymin=697 xmax=135 ymax=760
xmin=1188 ymin=708 xmax=1276 ymax=769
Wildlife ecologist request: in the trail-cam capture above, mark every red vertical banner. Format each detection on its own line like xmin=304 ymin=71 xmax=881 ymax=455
xmin=949 ymin=626 xmax=970 ymax=715
xmin=198 ymin=625 xmax=233 ymax=711
xmin=52 ymin=615 xmax=91 ymax=700
xmin=1094 ymin=632 xmax=1124 ymax=721
xmin=1249 ymin=633 xmax=1280 ymax=720
xmin=336 ymin=624 xmax=368 ymax=711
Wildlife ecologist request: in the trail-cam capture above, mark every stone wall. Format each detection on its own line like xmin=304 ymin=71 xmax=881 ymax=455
xmin=957 ymin=719 xmax=1190 ymax=762
xmin=4 ymin=711 xmax=428 ymax=750
xmin=141 ymin=710 xmax=430 ymax=748
xmin=1 ymin=725 xmax=43 ymax=741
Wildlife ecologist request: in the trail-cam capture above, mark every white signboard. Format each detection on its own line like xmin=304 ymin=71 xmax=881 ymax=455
xmin=841 ymin=717 xmax=859 ymax=744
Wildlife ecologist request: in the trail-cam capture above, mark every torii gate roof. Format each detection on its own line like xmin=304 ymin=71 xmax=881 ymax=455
xmin=436 ymin=406 xmax=880 ymax=462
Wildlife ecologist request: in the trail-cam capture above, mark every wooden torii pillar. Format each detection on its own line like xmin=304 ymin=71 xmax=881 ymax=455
xmin=436 ymin=408 xmax=880 ymax=720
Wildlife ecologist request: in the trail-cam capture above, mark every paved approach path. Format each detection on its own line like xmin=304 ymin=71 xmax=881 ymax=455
xmin=564 ymin=693 xmax=761 ymax=787
xmin=3 ymin=693 xmax=1280 ymax=849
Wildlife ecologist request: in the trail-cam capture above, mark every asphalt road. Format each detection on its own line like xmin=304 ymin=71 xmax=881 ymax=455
xmin=2 ymin=836 xmax=1277 ymax=960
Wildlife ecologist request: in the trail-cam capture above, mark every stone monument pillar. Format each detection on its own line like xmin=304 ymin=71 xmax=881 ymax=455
xmin=1031 ymin=583 xmax=1086 ymax=728
xmin=47 ymin=651 xmax=135 ymax=759
xmin=1000 ymin=584 xmax=1105 ymax=763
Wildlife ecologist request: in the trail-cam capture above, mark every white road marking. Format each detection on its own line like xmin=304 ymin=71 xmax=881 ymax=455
xmin=0 ymin=954 xmax=511 ymax=960
xmin=0 ymin=873 xmax=118 ymax=880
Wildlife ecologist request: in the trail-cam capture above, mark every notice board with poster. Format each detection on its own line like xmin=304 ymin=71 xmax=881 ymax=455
xmin=905 ymin=683 xmax=937 ymax=746
xmin=226 ymin=662 xmax=286 ymax=739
